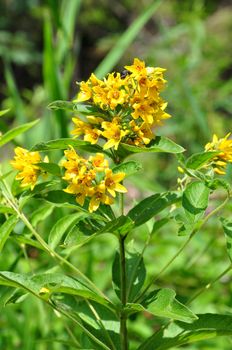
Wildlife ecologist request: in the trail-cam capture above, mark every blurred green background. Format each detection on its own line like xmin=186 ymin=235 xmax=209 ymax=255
xmin=0 ymin=0 xmax=232 ymax=349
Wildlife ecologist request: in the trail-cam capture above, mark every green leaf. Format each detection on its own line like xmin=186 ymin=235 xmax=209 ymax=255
xmin=0 ymin=205 xmax=15 ymax=214
xmin=99 ymin=215 xmax=134 ymax=236
xmin=37 ymin=162 xmax=62 ymax=176
xmin=0 ymin=109 xmax=10 ymax=117
xmin=0 ymin=215 xmax=18 ymax=252
xmin=42 ymin=190 xmax=79 ymax=207
xmin=220 ymin=217 xmax=232 ymax=262
xmin=138 ymin=313 xmax=232 ymax=350
xmin=43 ymin=12 xmax=68 ymax=138
xmin=112 ymin=161 xmax=142 ymax=177
xmin=48 ymin=100 xmax=80 ymax=111
xmin=68 ymin=300 xmax=120 ymax=349
xmin=31 ymin=138 xmax=104 ymax=154
xmin=128 ymin=192 xmax=180 ymax=227
xmin=175 ymin=181 xmax=210 ymax=236
xmin=182 ymin=181 xmax=210 ymax=215
xmin=118 ymin=136 xmax=185 ymax=159
xmin=48 ymin=212 xmax=90 ymax=249
xmin=0 ymin=120 xmax=39 ymax=147
xmin=0 ymin=271 xmax=112 ymax=310
xmin=112 ymin=251 xmax=146 ymax=302
xmin=151 ymin=217 xmax=170 ymax=235
xmin=142 ymin=288 xmax=197 ymax=323
xmin=186 ymin=151 xmax=219 ymax=170
xmin=12 ymin=234 xmax=46 ymax=251
xmin=4 ymin=62 xmax=26 ymax=124
xmin=31 ymin=203 xmax=54 ymax=227
xmin=48 ymin=100 xmax=102 ymax=116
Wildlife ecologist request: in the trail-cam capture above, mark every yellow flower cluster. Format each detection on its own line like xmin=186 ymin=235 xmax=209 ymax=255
xmin=205 ymin=133 xmax=232 ymax=175
xmin=62 ymin=148 xmax=127 ymax=212
xmin=72 ymin=58 xmax=170 ymax=149
xmin=11 ymin=147 xmax=42 ymax=189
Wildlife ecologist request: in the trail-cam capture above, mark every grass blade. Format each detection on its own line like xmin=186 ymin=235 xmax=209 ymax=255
xmin=94 ymin=0 xmax=162 ymax=78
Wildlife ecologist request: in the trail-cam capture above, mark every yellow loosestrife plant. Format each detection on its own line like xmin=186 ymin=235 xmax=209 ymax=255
xmin=1 ymin=58 xmax=232 ymax=349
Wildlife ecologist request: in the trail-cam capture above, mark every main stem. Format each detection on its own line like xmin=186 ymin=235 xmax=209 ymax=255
xmin=119 ymin=192 xmax=128 ymax=350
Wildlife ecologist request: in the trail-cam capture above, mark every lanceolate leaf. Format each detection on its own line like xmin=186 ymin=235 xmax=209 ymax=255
xmin=0 ymin=109 xmax=10 ymax=117
xmin=0 ymin=120 xmax=39 ymax=147
xmin=99 ymin=215 xmax=134 ymax=236
xmin=69 ymin=300 xmax=120 ymax=349
xmin=0 ymin=215 xmax=18 ymax=252
xmin=142 ymin=288 xmax=197 ymax=323
xmin=119 ymin=136 xmax=185 ymax=159
xmin=31 ymin=138 xmax=105 ymax=154
xmin=37 ymin=162 xmax=62 ymax=177
xmin=182 ymin=181 xmax=210 ymax=215
xmin=220 ymin=218 xmax=232 ymax=262
xmin=128 ymin=192 xmax=181 ymax=227
xmin=48 ymin=100 xmax=103 ymax=117
xmin=185 ymin=151 xmax=220 ymax=170
xmin=48 ymin=212 xmax=90 ymax=249
xmin=175 ymin=181 xmax=210 ymax=236
xmin=138 ymin=313 xmax=232 ymax=350
xmin=31 ymin=203 xmax=54 ymax=227
xmin=113 ymin=161 xmax=142 ymax=177
xmin=0 ymin=205 xmax=15 ymax=214
xmin=0 ymin=272 xmax=113 ymax=310
xmin=112 ymin=251 xmax=146 ymax=302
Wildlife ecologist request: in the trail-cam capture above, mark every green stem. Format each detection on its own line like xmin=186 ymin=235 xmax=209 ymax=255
xmin=187 ymin=263 xmax=232 ymax=305
xmin=148 ymin=262 xmax=232 ymax=341
xmin=0 ymin=180 xmax=109 ymax=301
xmin=119 ymin=234 xmax=128 ymax=350
xmin=119 ymin=192 xmax=128 ymax=350
xmin=136 ymin=194 xmax=230 ymax=302
xmin=120 ymin=191 xmax=124 ymax=216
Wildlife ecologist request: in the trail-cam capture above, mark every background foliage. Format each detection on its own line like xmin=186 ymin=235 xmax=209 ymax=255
xmin=0 ymin=0 xmax=232 ymax=349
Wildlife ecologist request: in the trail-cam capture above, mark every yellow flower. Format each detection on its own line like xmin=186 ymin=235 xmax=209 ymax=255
xmin=88 ymin=183 xmax=113 ymax=213
xmin=205 ymin=133 xmax=232 ymax=174
xmin=89 ymin=153 xmax=109 ymax=171
xmin=107 ymin=88 xmax=126 ymax=110
xmin=131 ymin=99 xmax=155 ymax=124
xmin=74 ymin=81 xmax=92 ymax=102
xmin=89 ymin=73 xmax=103 ymax=87
xmin=124 ymin=58 xmax=147 ymax=78
xmin=92 ymin=85 xmax=108 ymax=108
xmin=129 ymin=120 xmax=153 ymax=146
xmin=86 ymin=116 xmax=104 ymax=124
xmin=11 ymin=147 xmax=41 ymax=190
xmin=102 ymin=118 xmax=128 ymax=150
xmin=71 ymin=117 xmax=89 ymax=137
xmin=72 ymin=58 xmax=171 ymax=149
xmin=83 ymin=127 xmax=101 ymax=144
xmin=64 ymin=183 xmax=90 ymax=206
xmin=62 ymin=149 xmax=127 ymax=212
xmin=104 ymin=169 xmax=127 ymax=197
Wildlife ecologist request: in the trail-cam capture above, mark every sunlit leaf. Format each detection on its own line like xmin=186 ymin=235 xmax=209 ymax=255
xmin=128 ymin=192 xmax=180 ymax=227
xmin=112 ymin=161 xmax=142 ymax=177
xmin=112 ymin=251 xmax=146 ymax=302
xmin=138 ymin=313 xmax=232 ymax=350
xmin=0 ymin=120 xmax=39 ymax=147
xmin=37 ymin=162 xmax=62 ymax=176
xmin=0 ymin=215 xmax=18 ymax=252
xmin=182 ymin=181 xmax=210 ymax=215
xmin=31 ymin=138 xmax=105 ymax=154
xmin=142 ymin=288 xmax=197 ymax=323
xmin=118 ymin=136 xmax=185 ymax=160
xmin=48 ymin=212 xmax=90 ymax=249
xmin=186 ymin=151 xmax=219 ymax=170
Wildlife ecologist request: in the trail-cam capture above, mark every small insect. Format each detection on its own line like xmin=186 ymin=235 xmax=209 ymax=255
xmin=120 ymin=69 xmax=131 ymax=79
